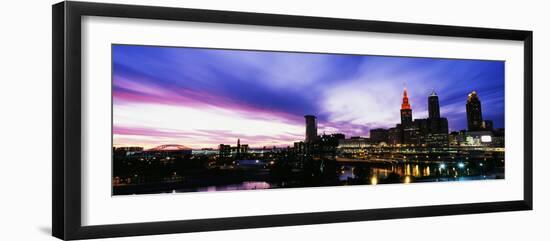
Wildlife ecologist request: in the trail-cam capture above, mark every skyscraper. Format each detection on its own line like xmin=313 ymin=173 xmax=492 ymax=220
xmin=427 ymin=89 xmax=448 ymax=135
xmin=304 ymin=115 xmax=318 ymax=143
xmin=400 ymin=88 xmax=413 ymax=127
xmin=428 ymin=89 xmax=440 ymax=119
xmin=466 ymin=91 xmax=483 ymax=131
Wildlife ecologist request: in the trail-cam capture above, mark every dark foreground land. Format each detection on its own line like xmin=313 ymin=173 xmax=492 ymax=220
xmin=113 ymin=149 xmax=505 ymax=195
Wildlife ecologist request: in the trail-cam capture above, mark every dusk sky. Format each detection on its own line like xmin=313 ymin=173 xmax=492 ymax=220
xmin=112 ymin=45 xmax=504 ymax=149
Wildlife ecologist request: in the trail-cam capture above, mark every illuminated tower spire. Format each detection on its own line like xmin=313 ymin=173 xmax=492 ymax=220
xmin=400 ymin=87 xmax=413 ymax=127
xmin=401 ymin=87 xmax=411 ymax=110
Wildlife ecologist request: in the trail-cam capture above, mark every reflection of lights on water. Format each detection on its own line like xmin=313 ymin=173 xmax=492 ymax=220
xmin=404 ymin=176 xmax=411 ymax=184
xmin=371 ymin=176 xmax=378 ymax=185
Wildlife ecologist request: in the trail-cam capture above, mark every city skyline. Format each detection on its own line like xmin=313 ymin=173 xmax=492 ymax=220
xmin=113 ymin=45 xmax=505 ymax=149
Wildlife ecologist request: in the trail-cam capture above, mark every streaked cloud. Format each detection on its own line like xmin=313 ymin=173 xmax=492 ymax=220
xmin=113 ymin=45 xmax=504 ymax=148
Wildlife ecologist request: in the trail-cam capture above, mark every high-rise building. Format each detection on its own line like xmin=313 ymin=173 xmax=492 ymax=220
xmin=219 ymin=144 xmax=231 ymax=158
xmin=304 ymin=115 xmax=318 ymax=143
xmin=466 ymin=91 xmax=483 ymax=131
xmin=425 ymin=89 xmax=449 ymax=135
xmin=370 ymin=128 xmax=389 ymax=144
xmin=400 ymin=88 xmax=413 ymax=127
xmin=390 ymin=87 xmax=451 ymax=147
xmin=482 ymin=120 xmax=494 ymax=131
xmin=219 ymin=139 xmax=249 ymax=158
xmin=414 ymin=118 xmax=429 ymax=136
xmin=388 ymin=126 xmax=403 ymax=145
xmin=428 ymin=89 xmax=440 ymax=119
xmin=403 ymin=127 xmax=421 ymax=145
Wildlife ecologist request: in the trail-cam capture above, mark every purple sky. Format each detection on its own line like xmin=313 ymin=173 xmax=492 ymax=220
xmin=112 ymin=45 xmax=504 ymax=149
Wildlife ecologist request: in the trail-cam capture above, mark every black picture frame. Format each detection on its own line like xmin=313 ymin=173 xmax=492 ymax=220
xmin=52 ymin=1 xmax=533 ymax=240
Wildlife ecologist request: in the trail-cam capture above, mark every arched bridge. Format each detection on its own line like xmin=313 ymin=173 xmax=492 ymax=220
xmin=145 ymin=144 xmax=192 ymax=152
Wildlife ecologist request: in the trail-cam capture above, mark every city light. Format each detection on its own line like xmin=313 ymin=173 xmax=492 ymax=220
xmin=371 ymin=176 xmax=378 ymax=185
xmin=111 ymin=45 xmax=506 ymax=195
xmin=481 ymin=135 xmax=492 ymax=143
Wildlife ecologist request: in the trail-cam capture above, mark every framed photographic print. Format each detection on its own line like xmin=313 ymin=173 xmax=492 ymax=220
xmin=52 ymin=1 xmax=533 ymax=240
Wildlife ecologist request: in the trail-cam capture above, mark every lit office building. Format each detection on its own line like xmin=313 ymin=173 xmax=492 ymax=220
xmin=466 ymin=91 xmax=484 ymax=131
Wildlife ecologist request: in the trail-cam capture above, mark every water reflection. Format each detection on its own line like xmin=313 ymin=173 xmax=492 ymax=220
xmin=164 ymin=160 xmax=502 ymax=193
xmin=337 ymin=160 xmax=503 ymax=185
xmin=178 ymin=181 xmax=272 ymax=192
